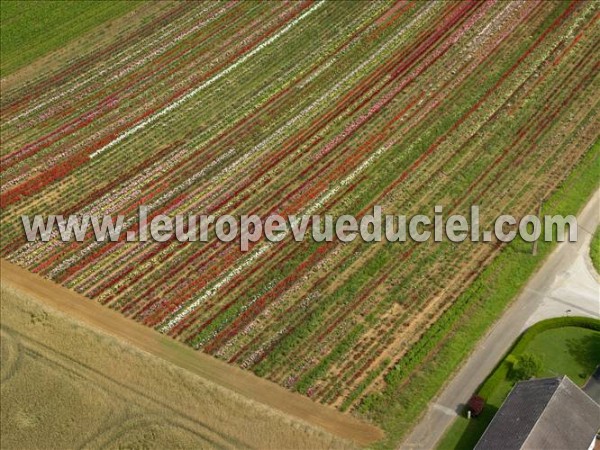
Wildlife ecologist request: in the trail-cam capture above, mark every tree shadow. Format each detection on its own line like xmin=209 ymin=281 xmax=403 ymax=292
xmin=566 ymin=333 xmax=600 ymax=375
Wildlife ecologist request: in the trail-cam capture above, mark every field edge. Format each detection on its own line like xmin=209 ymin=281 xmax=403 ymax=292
xmin=0 ymin=258 xmax=383 ymax=447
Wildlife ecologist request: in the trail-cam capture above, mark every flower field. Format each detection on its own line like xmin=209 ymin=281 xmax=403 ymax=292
xmin=1 ymin=0 xmax=598 ymax=430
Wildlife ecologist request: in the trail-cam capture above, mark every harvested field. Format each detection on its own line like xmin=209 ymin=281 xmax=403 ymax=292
xmin=0 ymin=278 xmax=356 ymax=449
xmin=1 ymin=1 xmax=599 ymax=446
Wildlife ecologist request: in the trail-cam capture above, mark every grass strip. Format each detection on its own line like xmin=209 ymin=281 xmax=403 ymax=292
xmin=591 ymin=226 xmax=600 ymax=274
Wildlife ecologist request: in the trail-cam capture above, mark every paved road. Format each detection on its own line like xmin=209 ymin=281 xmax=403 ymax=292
xmin=402 ymin=189 xmax=600 ymax=449
xmin=584 ymin=366 xmax=600 ymax=405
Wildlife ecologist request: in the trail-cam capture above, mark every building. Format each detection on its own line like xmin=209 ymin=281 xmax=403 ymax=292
xmin=475 ymin=376 xmax=600 ymax=450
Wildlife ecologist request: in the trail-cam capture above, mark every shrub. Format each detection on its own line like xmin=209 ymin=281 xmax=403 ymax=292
xmin=467 ymin=395 xmax=485 ymax=417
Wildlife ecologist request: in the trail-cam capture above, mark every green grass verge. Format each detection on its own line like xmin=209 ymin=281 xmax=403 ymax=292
xmin=361 ymin=140 xmax=599 ymax=449
xmin=0 ymin=1 xmax=142 ymax=76
xmin=591 ymin=226 xmax=600 ymax=274
xmin=438 ymin=317 xmax=600 ymax=450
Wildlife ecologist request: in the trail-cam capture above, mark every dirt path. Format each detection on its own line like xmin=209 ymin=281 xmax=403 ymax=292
xmin=0 ymin=259 xmax=383 ymax=447
xmin=401 ymin=188 xmax=600 ymax=449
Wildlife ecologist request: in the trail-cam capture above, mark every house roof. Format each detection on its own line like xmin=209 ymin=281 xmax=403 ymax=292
xmin=474 ymin=376 xmax=600 ymax=450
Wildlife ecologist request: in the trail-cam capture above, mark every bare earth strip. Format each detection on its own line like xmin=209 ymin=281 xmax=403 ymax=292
xmin=0 ymin=259 xmax=383 ymax=447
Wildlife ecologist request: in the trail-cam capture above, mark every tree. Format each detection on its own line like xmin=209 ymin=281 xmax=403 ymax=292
xmin=511 ymin=353 xmax=543 ymax=381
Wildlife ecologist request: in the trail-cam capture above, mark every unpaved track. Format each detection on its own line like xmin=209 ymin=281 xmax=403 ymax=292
xmin=0 ymin=259 xmax=383 ymax=446
xmin=402 ymin=189 xmax=600 ymax=449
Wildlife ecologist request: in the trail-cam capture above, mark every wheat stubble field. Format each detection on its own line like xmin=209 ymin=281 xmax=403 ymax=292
xmin=0 ymin=277 xmax=355 ymax=449
xmin=1 ymin=1 xmax=599 ymax=448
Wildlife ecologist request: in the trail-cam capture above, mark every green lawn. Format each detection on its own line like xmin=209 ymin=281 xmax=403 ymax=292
xmin=438 ymin=319 xmax=600 ymax=450
xmin=0 ymin=1 xmax=141 ymax=76
xmin=591 ymin=226 xmax=600 ymax=274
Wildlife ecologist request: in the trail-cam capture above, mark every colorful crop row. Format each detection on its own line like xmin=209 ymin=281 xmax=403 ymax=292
xmin=1 ymin=0 xmax=598 ymax=427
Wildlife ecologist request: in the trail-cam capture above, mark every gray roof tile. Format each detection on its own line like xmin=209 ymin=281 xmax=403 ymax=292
xmin=475 ymin=376 xmax=600 ymax=450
